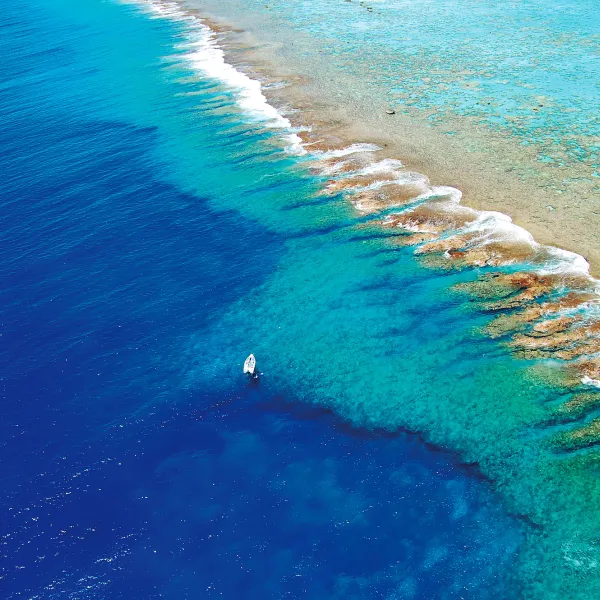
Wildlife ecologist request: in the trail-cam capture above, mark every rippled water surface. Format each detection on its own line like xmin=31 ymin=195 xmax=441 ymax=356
xmin=2 ymin=1 xmax=600 ymax=599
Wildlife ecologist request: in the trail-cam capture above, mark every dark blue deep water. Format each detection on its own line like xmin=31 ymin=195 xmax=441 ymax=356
xmin=0 ymin=1 xmax=522 ymax=598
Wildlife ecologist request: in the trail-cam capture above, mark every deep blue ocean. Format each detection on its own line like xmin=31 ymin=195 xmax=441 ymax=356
xmin=0 ymin=1 xmax=525 ymax=598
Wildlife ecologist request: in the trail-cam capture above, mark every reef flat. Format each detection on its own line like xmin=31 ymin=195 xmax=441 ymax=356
xmin=183 ymin=0 xmax=600 ymax=276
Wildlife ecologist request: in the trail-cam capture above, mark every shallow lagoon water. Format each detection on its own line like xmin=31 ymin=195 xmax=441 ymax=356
xmin=191 ymin=0 xmax=600 ymax=172
xmin=2 ymin=0 xmax=600 ymax=598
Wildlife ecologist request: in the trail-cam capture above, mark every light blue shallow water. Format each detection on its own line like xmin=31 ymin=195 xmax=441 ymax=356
xmin=3 ymin=1 xmax=600 ymax=598
xmin=191 ymin=0 xmax=600 ymax=182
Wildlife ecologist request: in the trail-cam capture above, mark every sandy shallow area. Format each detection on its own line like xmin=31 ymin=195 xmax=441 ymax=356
xmin=182 ymin=0 xmax=599 ymax=276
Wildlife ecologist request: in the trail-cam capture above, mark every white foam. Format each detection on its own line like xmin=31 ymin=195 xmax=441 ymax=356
xmin=124 ymin=0 xmax=305 ymax=154
xmin=397 ymin=220 xmax=438 ymax=234
xmin=582 ymin=376 xmax=600 ymax=389
xmin=415 ymin=185 xmax=463 ymax=205
xmin=538 ymin=247 xmax=591 ymax=277
xmin=319 ymin=156 xmax=404 ymax=178
xmin=315 ymin=143 xmax=382 ymax=160
xmin=324 ymin=140 xmax=595 ymax=284
xmin=357 ymin=171 xmax=429 ymax=192
xmin=356 ymin=158 xmax=404 ymax=175
xmin=415 ymin=189 xmax=592 ymax=280
xmin=462 ymin=211 xmax=538 ymax=250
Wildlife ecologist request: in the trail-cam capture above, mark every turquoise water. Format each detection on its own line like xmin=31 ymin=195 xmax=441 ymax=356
xmin=3 ymin=0 xmax=600 ymax=598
